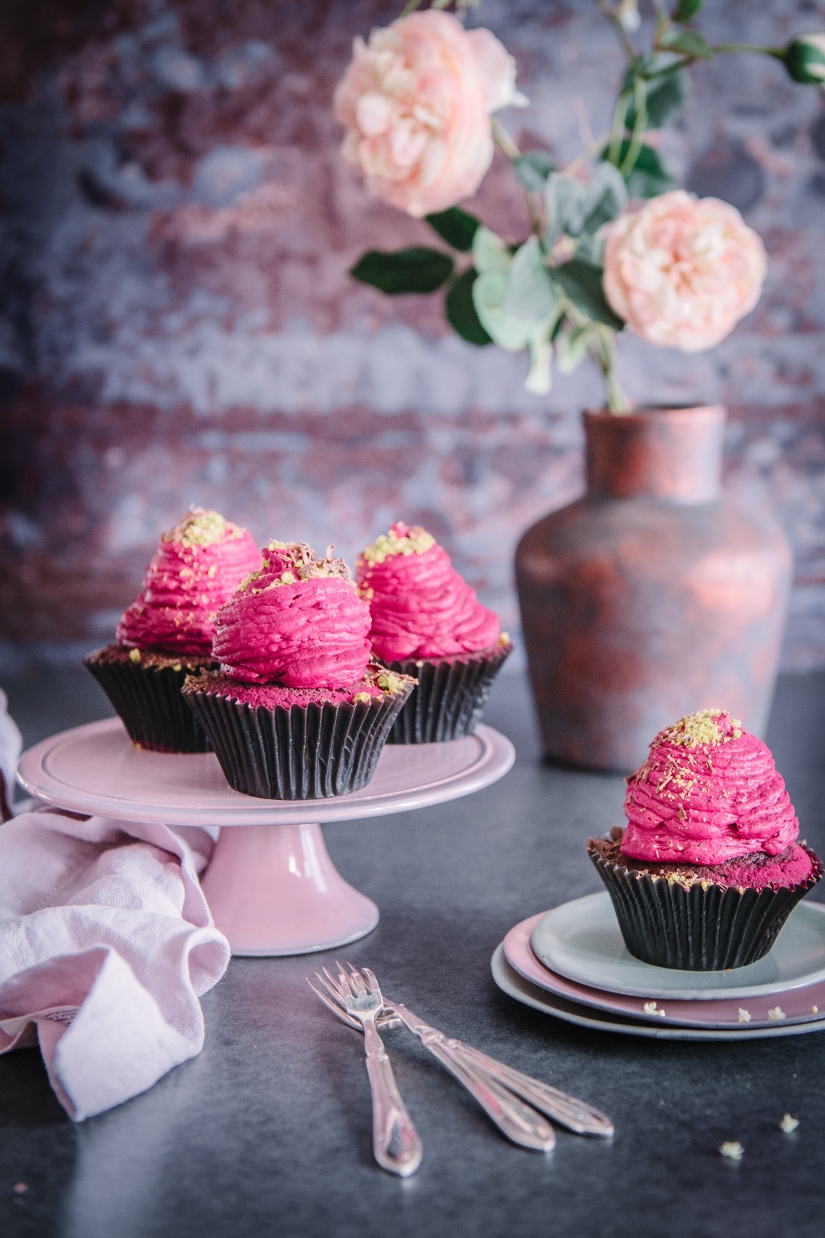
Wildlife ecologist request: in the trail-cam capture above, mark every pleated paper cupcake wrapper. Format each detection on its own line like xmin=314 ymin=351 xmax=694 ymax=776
xmin=83 ymin=653 xmax=213 ymax=753
xmin=182 ymin=681 xmax=414 ymax=799
xmin=589 ymin=847 xmax=824 ymax=971
xmin=384 ymin=644 xmax=511 ymax=744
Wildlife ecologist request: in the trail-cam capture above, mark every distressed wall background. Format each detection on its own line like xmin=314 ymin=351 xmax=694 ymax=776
xmin=1 ymin=0 xmax=824 ymax=671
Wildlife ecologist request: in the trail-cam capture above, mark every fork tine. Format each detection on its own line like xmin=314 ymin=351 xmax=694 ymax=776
xmin=306 ymin=978 xmax=362 ymax=1030
xmin=345 ymin=963 xmax=367 ymax=996
xmin=315 ymin=971 xmax=347 ymax=1007
xmin=335 ymin=960 xmax=354 ymax=998
xmin=361 ymin=967 xmax=380 ymax=995
xmin=322 ymin=966 xmax=348 ymax=1000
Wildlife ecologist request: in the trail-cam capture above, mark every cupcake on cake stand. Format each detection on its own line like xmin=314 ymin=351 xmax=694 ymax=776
xmin=17 ymin=717 xmax=513 ymax=955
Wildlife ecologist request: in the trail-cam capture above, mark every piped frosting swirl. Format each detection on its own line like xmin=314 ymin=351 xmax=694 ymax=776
xmin=117 ymin=508 xmax=260 ymax=656
xmin=621 ymin=709 xmax=799 ymax=865
xmin=356 ymin=521 xmax=500 ymax=660
xmin=213 ymin=541 xmax=372 ymax=689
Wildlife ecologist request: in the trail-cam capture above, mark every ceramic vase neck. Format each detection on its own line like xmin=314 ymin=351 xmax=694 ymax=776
xmin=584 ymin=405 xmax=725 ymax=504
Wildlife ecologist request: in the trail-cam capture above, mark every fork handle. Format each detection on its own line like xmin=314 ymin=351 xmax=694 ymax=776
xmin=388 ymin=1006 xmax=554 ymax=1152
xmin=363 ymin=1021 xmax=423 ymax=1177
xmin=453 ymin=1044 xmax=614 ymax=1138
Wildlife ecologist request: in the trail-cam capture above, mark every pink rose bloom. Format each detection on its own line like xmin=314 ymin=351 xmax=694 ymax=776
xmin=603 ymin=191 xmax=767 ymax=352
xmin=333 ymin=11 xmax=526 ymax=218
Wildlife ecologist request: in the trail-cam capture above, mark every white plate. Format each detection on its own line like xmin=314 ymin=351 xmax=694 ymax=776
xmin=491 ymin=944 xmax=825 ymax=1041
xmin=16 ymin=718 xmax=515 ymax=827
xmin=530 ymin=892 xmax=825 ymax=1001
xmin=505 ymin=912 xmax=825 ymax=1029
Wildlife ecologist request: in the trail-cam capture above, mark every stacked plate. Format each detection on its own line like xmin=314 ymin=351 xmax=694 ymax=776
xmin=492 ymin=892 xmax=825 ymax=1041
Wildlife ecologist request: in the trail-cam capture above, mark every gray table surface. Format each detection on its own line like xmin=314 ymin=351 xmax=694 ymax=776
xmin=1 ymin=667 xmax=824 ymax=1238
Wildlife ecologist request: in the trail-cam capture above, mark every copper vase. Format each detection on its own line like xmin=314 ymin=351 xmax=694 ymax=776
xmin=515 ymin=406 xmax=792 ymax=772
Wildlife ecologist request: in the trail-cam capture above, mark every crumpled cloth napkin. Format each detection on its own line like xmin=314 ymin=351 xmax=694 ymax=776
xmin=0 ymin=809 xmax=230 ymax=1120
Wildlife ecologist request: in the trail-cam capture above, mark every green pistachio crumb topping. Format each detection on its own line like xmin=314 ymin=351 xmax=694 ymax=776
xmin=164 ymin=507 xmax=241 ymax=548
xmin=360 ymin=524 xmax=435 ymax=565
xmin=129 ymin=648 xmax=141 ymax=663
xmin=657 ymin=708 xmax=743 ymax=749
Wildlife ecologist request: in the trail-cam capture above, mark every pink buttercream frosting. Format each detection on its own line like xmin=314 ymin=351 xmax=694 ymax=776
xmin=187 ymin=664 xmax=411 ymax=709
xmin=116 ymin=508 xmax=260 ymax=656
xmin=213 ymin=541 xmax=372 ymax=689
xmin=356 ymin=522 xmax=500 ymax=660
xmin=621 ymin=709 xmax=800 ymax=866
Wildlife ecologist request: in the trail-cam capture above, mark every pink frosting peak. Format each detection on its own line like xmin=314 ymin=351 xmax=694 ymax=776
xmin=213 ymin=541 xmax=372 ymax=689
xmin=116 ymin=508 xmax=260 ymax=656
xmin=356 ymin=521 xmax=500 ymax=660
xmin=621 ymin=709 xmax=799 ymax=865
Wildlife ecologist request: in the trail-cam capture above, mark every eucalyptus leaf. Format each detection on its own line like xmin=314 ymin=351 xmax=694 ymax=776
xmin=514 ymin=150 xmax=555 ymax=191
xmin=600 ymin=141 xmax=679 ymax=198
xmin=525 ymin=331 xmax=553 ymax=395
xmin=472 ymin=270 xmax=532 ymax=350
xmin=424 ymin=207 xmax=479 ymax=252
xmin=672 ymin=0 xmax=702 ymax=21
xmin=503 ymin=237 xmax=557 ymax=322
xmin=544 ymin=173 xmax=586 ymax=246
xmin=350 ymin=247 xmax=453 ymax=294
xmin=658 ymin=28 xmax=711 ymax=58
xmin=555 ymin=326 xmax=591 ymax=374
xmin=551 ymin=260 xmax=625 ymax=331
xmin=575 ymin=233 xmax=606 ymax=265
xmin=580 ymin=162 xmax=628 ymax=234
xmin=445 ymin=269 xmax=492 ymax=345
xmin=625 ymin=69 xmax=685 ymax=130
xmin=472 ymin=226 xmax=512 ymax=275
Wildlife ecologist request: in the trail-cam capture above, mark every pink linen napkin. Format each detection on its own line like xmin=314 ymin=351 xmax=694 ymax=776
xmin=0 ymin=809 xmax=230 ymax=1120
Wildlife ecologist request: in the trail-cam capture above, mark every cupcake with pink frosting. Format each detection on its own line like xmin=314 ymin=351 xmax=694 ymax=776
xmin=182 ymin=540 xmax=415 ymax=798
xmin=84 ymin=507 xmax=260 ymax=753
xmin=356 ymin=522 xmax=512 ymax=743
xmin=587 ymin=709 xmax=822 ymax=970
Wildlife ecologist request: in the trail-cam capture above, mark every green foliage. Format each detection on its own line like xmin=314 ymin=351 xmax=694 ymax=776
xmin=544 ymin=174 xmax=586 ymax=245
xmin=580 ymin=162 xmax=628 ymax=234
xmin=424 ymin=207 xmax=480 ymax=252
xmin=551 ymin=260 xmax=625 ymax=331
xmin=671 ymin=0 xmax=702 ymax=21
xmin=350 ymin=247 xmax=453 ymax=294
xmin=658 ymin=27 xmax=711 ymax=58
xmin=445 ymin=270 xmax=492 ymax=345
xmin=625 ymin=68 xmax=685 ymax=130
xmin=601 ymin=141 xmax=678 ymax=198
xmin=504 ymin=237 xmax=557 ymax=321
xmin=513 ymin=151 xmax=555 ymax=191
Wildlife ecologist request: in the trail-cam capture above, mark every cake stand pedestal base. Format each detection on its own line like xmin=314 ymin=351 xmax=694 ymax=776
xmin=200 ymin=822 xmax=379 ymax=957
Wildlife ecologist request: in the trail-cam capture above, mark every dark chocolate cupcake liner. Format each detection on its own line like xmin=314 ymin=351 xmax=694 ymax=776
xmin=383 ymin=643 xmax=511 ymax=744
xmin=182 ymin=680 xmax=414 ymax=799
xmin=84 ymin=649 xmax=213 ymax=753
xmin=589 ymin=845 xmax=823 ymax=971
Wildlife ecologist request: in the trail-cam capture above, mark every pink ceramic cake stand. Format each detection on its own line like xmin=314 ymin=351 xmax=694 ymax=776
xmin=17 ymin=717 xmax=514 ymax=957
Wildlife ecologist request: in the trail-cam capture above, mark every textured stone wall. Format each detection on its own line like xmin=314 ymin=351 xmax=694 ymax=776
xmin=1 ymin=0 xmax=824 ymax=670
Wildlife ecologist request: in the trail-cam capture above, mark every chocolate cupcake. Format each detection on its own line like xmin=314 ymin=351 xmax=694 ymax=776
xmin=182 ymin=541 xmax=415 ymax=798
xmin=84 ymin=508 xmax=260 ymax=753
xmin=356 ymin=522 xmax=511 ymax=743
xmin=587 ymin=709 xmax=823 ymax=970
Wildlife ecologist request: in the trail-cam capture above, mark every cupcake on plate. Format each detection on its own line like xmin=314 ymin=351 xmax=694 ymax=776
xmin=84 ymin=508 xmax=260 ymax=753
xmin=356 ymin=522 xmax=512 ymax=743
xmin=182 ymin=540 xmax=415 ymax=799
xmin=587 ymin=708 xmax=822 ymax=971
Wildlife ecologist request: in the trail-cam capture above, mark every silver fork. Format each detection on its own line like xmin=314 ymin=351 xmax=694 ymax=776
xmin=311 ymin=965 xmax=557 ymax=1152
xmin=336 ymin=964 xmax=423 ymax=1177
xmin=309 ymin=965 xmax=612 ymax=1139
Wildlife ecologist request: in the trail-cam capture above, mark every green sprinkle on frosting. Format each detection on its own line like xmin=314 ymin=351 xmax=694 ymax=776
xmin=164 ymin=507 xmax=241 ymax=548
xmin=656 ymin=708 xmax=742 ymax=749
xmin=360 ymin=524 xmax=435 ymax=565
